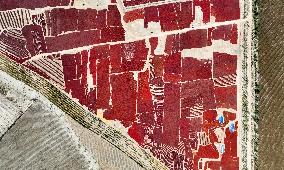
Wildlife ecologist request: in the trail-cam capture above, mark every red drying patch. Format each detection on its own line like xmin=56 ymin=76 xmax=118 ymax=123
xmin=214 ymin=85 xmax=237 ymax=110
xmin=78 ymin=9 xmax=98 ymax=31
xmin=180 ymin=117 xmax=202 ymax=146
xmin=203 ymin=110 xmax=218 ymax=123
xmin=96 ymin=57 xmax=111 ymax=110
xmin=180 ymin=29 xmax=211 ymax=49
xmin=163 ymin=83 xmax=180 ymax=147
xmin=193 ymin=144 xmax=220 ymax=170
xmin=59 ymin=40 xmax=148 ymax=114
xmin=165 ymin=34 xmax=181 ymax=54
xmin=224 ymin=111 xmax=237 ymax=122
xmin=124 ymin=9 xmax=144 ymax=23
xmin=181 ymin=79 xmax=216 ymax=111
xmin=121 ymin=41 xmax=148 ymax=71
xmin=221 ymin=157 xmax=239 ymax=170
xmin=42 ymin=6 xmax=125 ymax=53
xmin=110 ymin=40 xmax=148 ymax=73
xmin=213 ymin=52 xmax=238 ymax=78
xmin=164 ymin=52 xmax=181 ymax=83
xmin=196 ymin=145 xmax=220 ymax=158
xmin=105 ymin=72 xmax=137 ymax=127
xmin=109 ymin=44 xmax=124 ymax=73
xmin=182 ymin=57 xmax=212 ymax=82
xmin=212 ymin=24 xmax=239 ymax=44
xmin=45 ymin=30 xmax=101 ymax=52
xmin=107 ymin=5 xmax=124 ymax=27
xmin=45 ymin=6 xmax=123 ymax=36
xmin=126 ymin=1 xmax=194 ymax=31
xmin=124 ymin=0 xmax=239 ymax=33
xmin=0 ymin=0 xmax=70 ymax=10
xmin=221 ymin=122 xmax=239 ymax=169
xmin=94 ymin=9 xmax=107 ymax=29
xmin=159 ymin=3 xmax=180 ymax=31
xmin=206 ymin=161 xmax=222 ymax=170
xmin=45 ymin=8 xmax=79 ymax=36
xmin=61 ymin=51 xmax=90 ymax=106
xmin=177 ymin=1 xmax=194 ymax=29
xmin=101 ymin=27 xmax=125 ymax=42
xmin=137 ymin=71 xmax=154 ymax=114
xmin=202 ymin=110 xmax=220 ymax=134
xmin=211 ymin=0 xmax=240 ymax=22
xmin=152 ymin=56 xmax=166 ymax=77
xmin=152 ymin=2 xmax=195 ymax=31
xmin=128 ymin=122 xmax=145 ymax=145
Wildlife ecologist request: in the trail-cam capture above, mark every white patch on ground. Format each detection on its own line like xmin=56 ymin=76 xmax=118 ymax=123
xmin=132 ymin=71 xmax=139 ymax=81
xmin=123 ymin=0 xmax=191 ymax=11
xmin=154 ymin=34 xmax=167 ymax=55
xmin=191 ymin=6 xmax=204 ymax=28
xmin=124 ymin=20 xmax=162 ymax=40
xmin=87 ymin=50 xmax=95 ymax=92
xmin=73 ymin=0 xmax=111 ymax=10
xmin=181 ymin=40 xmax=240 ymax=59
